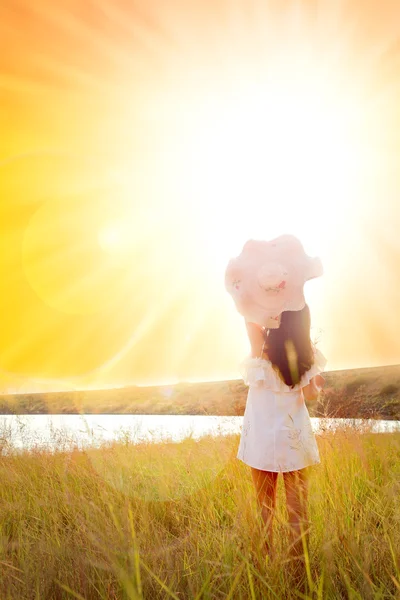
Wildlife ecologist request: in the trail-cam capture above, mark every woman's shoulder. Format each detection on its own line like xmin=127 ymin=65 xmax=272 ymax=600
xmin=240 ymin=344 xmax=327 ymax=392
xmin=311 ymin=343 xmax=328 ymax=371
xmin=239 ymin=355 xmax=289 ymax=391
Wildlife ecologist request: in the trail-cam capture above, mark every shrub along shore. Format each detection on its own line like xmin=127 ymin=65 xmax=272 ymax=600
xmin=0 ymin=363 xmax=400 ymax=418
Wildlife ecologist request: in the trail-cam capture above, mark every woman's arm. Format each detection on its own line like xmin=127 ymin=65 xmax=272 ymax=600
xmin=302 ymin=374 xmax=326 ymax=402
xmin=244 ymin=320 xmax=267 ymax=358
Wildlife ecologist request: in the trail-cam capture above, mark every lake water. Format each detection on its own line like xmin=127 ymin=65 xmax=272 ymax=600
xmin=0 ymin=414 xmax=399 ymax=454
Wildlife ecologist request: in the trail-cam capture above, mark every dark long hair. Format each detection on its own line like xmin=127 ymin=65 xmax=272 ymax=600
xmin=263 ymin=304 xmax=314 ymax=388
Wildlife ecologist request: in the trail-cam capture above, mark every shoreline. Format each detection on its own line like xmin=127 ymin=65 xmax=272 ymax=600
xmin=0 ymin=363 xmax=399 ymax=419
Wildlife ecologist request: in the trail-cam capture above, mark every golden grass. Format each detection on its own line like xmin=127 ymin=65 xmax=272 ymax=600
xmin=0 ymin=423 xmax=399 ymax=599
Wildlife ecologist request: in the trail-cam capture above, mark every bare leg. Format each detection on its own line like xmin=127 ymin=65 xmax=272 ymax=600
xmin=283 ymin=467 xmax=310 ymax=577
xmin=250 ymin=467 xmax=278 ymax=558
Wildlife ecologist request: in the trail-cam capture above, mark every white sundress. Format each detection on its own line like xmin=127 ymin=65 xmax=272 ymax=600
xmin=236 ymin=344 xmax=327 ymax=473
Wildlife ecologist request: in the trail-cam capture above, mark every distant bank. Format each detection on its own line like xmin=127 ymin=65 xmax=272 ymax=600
xmin=0 ymin=364 xmax=399 ymax=420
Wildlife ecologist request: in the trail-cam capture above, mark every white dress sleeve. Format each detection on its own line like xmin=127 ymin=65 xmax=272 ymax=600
xmin=239 ymin=344 xmax=327 ymax=392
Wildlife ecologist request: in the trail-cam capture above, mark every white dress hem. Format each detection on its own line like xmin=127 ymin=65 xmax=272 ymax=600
xmin=236 ymin=454 xmax=321 ymax=473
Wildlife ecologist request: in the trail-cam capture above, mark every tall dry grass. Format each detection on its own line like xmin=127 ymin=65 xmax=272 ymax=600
xmin=0 ymin=423 xmax=399 ymax=599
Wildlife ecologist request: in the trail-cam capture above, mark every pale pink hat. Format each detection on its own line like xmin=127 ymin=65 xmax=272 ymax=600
xmin=225 ymin=234 xmax=323 ymax=328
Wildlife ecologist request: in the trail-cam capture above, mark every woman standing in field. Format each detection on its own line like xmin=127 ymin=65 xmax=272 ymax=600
xmin=237 ymin=306 xmax=326 ymax=570
xmin=225 ymin=235 xmax=326 ymax=579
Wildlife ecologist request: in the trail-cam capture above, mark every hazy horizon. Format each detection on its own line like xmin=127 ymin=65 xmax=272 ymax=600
xmin=3 ymin=360 xmax=400 ymax=396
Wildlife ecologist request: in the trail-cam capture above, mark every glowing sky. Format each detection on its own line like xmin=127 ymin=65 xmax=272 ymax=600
xmin=1 ymin=0 xmax=400 ymax=391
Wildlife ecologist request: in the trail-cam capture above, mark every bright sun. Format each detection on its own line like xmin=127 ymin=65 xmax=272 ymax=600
xmin=97 ymin=220 xmax=128 ymax=254
xmin=144 ymin=59 xmax=367 ymax=275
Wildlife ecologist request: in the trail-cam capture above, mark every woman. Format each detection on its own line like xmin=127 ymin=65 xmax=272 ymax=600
xmin=237 ymin=303 xmax=326 ymax=568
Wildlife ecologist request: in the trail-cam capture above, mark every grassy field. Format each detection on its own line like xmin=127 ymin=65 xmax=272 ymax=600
xmin=1 ymin=364 xmax=400 ymax=419
xmin=0 ymin=423 xmax=399 ymax=599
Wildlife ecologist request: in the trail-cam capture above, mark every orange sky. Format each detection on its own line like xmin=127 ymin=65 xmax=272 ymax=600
xmin=1 ymin=0 xmax=400 ymax=392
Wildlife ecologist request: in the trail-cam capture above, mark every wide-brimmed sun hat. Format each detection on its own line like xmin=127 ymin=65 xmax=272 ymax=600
xmin=225 ymin=234 xmax=323 ymax=328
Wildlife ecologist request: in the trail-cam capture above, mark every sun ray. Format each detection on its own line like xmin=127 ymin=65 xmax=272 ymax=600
xmin=2 ymin=0 xmax=400 ymax=387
